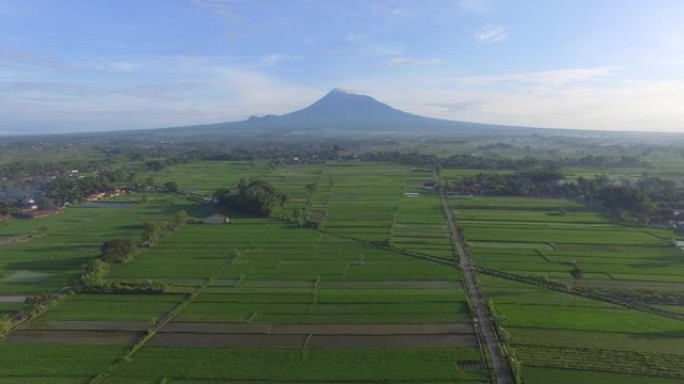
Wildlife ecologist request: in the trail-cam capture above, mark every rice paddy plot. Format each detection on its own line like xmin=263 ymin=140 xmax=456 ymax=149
xmin=480 ymin=275 xmax=684 ymax=382
xmin=109 ymin=347 xmax=489 ymax=383
xmin=37 ymin=293 xmax=185 ymax=322
xmin=0 ymin=193 xmax=194 ymax=295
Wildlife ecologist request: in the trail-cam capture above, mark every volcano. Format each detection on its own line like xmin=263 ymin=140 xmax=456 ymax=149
xmin=145 ymin=88 xmax=531 ymax=138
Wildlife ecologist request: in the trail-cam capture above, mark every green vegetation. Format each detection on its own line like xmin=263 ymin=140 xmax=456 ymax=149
xmin=214 ymin=179 xmax=288 ymax=216
xmin=0 ymin=161 xmax=488 ymax=383
xmin=454 ymin=192 xmax=684 ymax=383
xmin=1 ymin=147 xmax=683 ymax=383
xmin=100 ymin=239 xmax=137 ymax=265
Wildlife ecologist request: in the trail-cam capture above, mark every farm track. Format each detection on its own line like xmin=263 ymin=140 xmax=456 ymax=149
xmin=439 ymin=188 xmax=512 ymax=384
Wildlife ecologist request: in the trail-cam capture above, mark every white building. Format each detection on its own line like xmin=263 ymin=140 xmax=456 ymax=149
xmin=203 ymin=213 xmax=230 ymax=224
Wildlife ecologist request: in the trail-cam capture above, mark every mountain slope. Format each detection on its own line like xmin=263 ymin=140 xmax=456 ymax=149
xmin=140 ymin=88 xmax=537 ymax=138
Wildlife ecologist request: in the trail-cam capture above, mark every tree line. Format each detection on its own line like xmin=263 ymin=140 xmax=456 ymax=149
xmin=447 ymin=169 xmax=683 ymax=225
xmin=80 ymin=209 xmax=188 ymax=290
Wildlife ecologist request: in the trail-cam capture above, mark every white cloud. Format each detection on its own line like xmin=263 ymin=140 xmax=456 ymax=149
xmin=344 ymin=69 xmax=684 ymax=132
xmin=474 ymin=23 xmax=507 ymax=43
xmin=383 ymin=57 xmax=443 ymax=67
xmin=443 ymin=67 xmax=621 ymax=87
xmin=259 ymin=53 xmax=301 ymax=66
xmin=442 ymin=80 xmax=684 ymax=131
xmin=0 ymin=55 xmax=322 ymax=132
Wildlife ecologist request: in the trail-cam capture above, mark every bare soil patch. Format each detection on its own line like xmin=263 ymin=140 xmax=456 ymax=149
xmin=308 ymin=334 xmax=478 ymax=348
xmin=19 ymin=320 xmax=150 ymax=332
xmin=242 ymin=280 xmax=315 ymax=288
xmin=149 ymin=333 xmax=307 ymax=347
xmin=156 ymin=322 xmax=474 ymax=336
xmin=109 ymin=278 xmax=210 ymax=287
xmin=2 ymin=330 xmax=141 ymax=345
xmin=269 ymin=323 xmax=474 ymax=335
xmin=0 ymin=296 xmax=26 ymax=303
xmin=160 ymin=322 xmax=270 ymax=334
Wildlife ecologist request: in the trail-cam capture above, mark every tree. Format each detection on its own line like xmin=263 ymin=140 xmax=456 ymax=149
xmin=215 ymin=180 xmax=288 ymax=216
xmin=0 ymin=316 xmax=13 ymax=334
xmin=164 ymin=181 xmax=179 ymax=193
xmin=213 ymin=188 xmax=232 ymax=202
xmin=291 ymin=207 xmax=304 ymax=226
xmin=81 ymin=259 xmax=111 ymax=288
xmin=173 ymin=209 xmax=189 ymax=228
xmin=144 ymin=160 xmax=165 ymax=171
xmin=129 ymin=172 xmax=144 ymax=192
xmin=570 ymin=262 xmax=583 ymax=288
xmin=101 ymin=239 xmax=137 ymax=265
xmin=141 ymin=221 xmax=166 ymax=246
xmin=145 ymin=176 xmax=155 ymax=188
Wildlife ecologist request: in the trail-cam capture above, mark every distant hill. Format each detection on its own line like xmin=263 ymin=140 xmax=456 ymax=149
xmin=6 ymin=89 xmax=682 ymax=141
xmin=253 ymin=88 xmax=444 ymax=127
xmin=152 ymin=88 xmax=536 ymax=138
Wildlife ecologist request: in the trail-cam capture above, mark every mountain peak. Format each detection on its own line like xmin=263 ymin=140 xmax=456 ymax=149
xmin=329 ymin=87 xmax=353 ymax=95
xmin=166 ymin=88 xmax=517 ymax=137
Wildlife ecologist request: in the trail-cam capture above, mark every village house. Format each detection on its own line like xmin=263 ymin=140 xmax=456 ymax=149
xmin=107 ymin=187 xmax=131 ymax=198
xmin=203 ymin=213 xmax=230 ymax=224
xmin=23 ymin=199 xmax=39 ymax=211
xmin=86 ymin=192 xmax=106 ymax=202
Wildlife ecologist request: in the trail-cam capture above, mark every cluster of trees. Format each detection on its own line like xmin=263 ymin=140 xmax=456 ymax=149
xmin=142 ymin=156 xmax=195 ymax=172
xmin=0 ymin=201 xmax=12 ymax=216
xmin=450 ymin=169 xmax=683 ymax=225
xmin=81 ymin=210 xmax=188 ymax=289
xmin=101 ymin=239 xmax=138 ymax=265
xmin=0 ymin=159 xmax=102 ymax=181
xmin=569 ymin=176 xmax=683 ymax=224
xmin=565 ymin=155 xmax=648 ymax=168
xmin=0 ymin=150 xmax=197 ymax=209
xmin=44 ymin=174 xmax=121 ymax=207
xmin=141 ymin=210 xmax=189 ymax=246
xmin=360 ymin=151 xmax=651 ymax=171
xmin=80 ymin=259 xmax=111 ymax=288
xmin=214 ymin=179 xmax=288 ymax=216
xmin=447 ymin=166 xmax=567 ymax=197
xmin=0 ymin=315 xmax=13 ymax=334
xmin=80 ymin=238 xmax=138 ymax=288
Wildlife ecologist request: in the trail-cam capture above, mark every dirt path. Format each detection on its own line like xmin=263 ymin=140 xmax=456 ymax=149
xmin=439 ymin=189 xmax=512 ymax=384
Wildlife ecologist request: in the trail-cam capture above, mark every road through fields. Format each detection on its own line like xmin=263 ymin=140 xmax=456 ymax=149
xmin=439 ymin=189 xmax=512 ymax=384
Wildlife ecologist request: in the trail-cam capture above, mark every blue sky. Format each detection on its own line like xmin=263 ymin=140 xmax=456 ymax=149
xmin=1 ymin=0 xmax=683 ymax=133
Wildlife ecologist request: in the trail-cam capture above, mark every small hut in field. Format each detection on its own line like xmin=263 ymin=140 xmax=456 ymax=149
xmin=203 ymin=213 xmax=230 ymax=224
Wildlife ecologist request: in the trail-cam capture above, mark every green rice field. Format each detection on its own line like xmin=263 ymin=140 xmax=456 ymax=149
xmin=3 ymin=161 xmax=684 ymax=383
xmin=0 ymin=161 xmax=487 ymax=383
xmin=453 ymin=196 xmax=684 ymax=383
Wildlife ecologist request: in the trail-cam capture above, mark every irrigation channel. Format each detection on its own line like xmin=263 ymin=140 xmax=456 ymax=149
xmin=439 ymin=188 xmax=512 ymax=384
